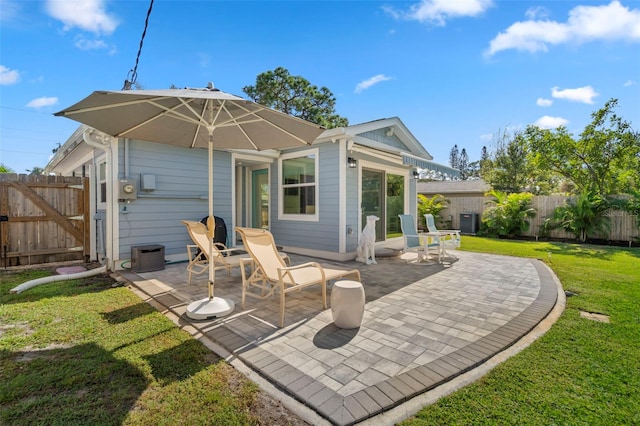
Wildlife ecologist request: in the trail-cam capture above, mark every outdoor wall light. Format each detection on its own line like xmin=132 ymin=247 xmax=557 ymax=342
xmin=413 ymin=170 xmax=420 ymax=179
xmin=347 ymin=157 xmax=357 ymax=168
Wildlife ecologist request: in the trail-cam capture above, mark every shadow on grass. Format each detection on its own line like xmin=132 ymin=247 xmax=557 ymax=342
xmin=0 ymin=343 xmax=148 ymax=425
xmin=145 ymin=338 xmax=221 ymax=384
xmin=101 ymin=302 xmax=156 ymax=324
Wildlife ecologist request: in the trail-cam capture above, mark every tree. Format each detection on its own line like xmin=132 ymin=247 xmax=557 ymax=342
xmin=459 ymin=148 xmax=469 ymax=180
xmin=449 ymin=144 xmax=459 ymax=169
xmin=526 ymin=98 xmax=640 ymax=197
xmin=242 ymin=67 xmax=348 ymax=128
xmin=482 ymin=129 xmax=533 ymax=193
xmin=27 ymin=167 xmax=45 ymax=175
xmin=0 ymin=163 xmax=14 ymax=173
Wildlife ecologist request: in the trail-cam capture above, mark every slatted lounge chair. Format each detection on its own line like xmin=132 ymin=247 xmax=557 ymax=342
xmin=182 ymin=220 xmax=252 ymax=285
xmin=235 ymin=226 xmax=361 ymax=328
xmin=398 ymin=214 xmax=442 ymax=263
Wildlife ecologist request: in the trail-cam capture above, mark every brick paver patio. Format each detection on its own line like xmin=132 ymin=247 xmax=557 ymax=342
xmin=119 ymin=249 xmax=559 ymax=426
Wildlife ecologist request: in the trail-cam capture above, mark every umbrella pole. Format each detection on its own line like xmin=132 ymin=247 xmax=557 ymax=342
xmin=185 ymin=127 xmax=234 ymax=320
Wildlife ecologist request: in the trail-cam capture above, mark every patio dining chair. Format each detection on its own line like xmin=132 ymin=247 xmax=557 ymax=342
xmin=424 ymin=213 xmax=461 ymax=252
xmin=235 ymin=226 xmax=361 ymax=328
xmin=398 ymin=214 xmax=442 ymax=263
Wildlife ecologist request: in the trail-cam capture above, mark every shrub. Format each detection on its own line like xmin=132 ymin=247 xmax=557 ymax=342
xmin=481 ymin=190 xmax=536 ymax=238
xmin=417 ymin=194 xmax=448 ymax=228
xmin=543 ymin=190 xmax=624 ymax=242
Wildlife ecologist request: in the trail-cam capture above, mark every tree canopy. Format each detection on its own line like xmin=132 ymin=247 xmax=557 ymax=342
xmin=526 ymin=99 xmax=639 ymax=197
xmin=243 ymin=67 xmax=348 ymax=129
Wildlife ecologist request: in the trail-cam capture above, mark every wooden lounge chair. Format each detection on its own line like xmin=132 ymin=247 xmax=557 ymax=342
xmin=398 ymin=214 xmax=442 ymax=263
xmin=235 ymin=226 xmax=361 ymax=327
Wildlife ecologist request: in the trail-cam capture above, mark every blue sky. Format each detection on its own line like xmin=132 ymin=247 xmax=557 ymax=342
xmin=1 ymin=0 xmax=639 ymax=174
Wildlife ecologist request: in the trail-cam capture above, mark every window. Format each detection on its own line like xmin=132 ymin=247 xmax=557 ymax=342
xmin=99 ymin=161 xmax=107 ymax=205
xmin=279 ymin=149 xmax=318 ymax=220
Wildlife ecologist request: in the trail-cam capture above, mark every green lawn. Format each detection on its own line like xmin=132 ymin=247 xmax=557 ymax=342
xmin=402 ymin=237 xmax=640 ymax=425
xmin=1 ymin=238 xmax=638 ymax=425
xmin=0 ymin=270 xmax=266 ymax=425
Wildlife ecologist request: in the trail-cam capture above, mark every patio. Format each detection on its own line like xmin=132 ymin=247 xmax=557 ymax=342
xmin=118 ymin=248 xmax=560 ymax=426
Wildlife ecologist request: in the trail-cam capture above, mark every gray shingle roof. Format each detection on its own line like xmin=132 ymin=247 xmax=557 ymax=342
xmin=417 ymin=179 xmax=489 ymax=194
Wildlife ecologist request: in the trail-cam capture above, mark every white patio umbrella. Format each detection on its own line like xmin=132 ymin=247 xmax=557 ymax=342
xmin=55 ymin=84 xmax=324 ymax=320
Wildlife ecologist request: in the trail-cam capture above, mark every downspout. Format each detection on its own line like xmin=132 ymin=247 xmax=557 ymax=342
xmin=83 ymin=129 xmax=117 ymax=271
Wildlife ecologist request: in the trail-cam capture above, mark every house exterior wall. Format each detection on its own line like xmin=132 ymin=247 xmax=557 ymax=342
xmin=115 ymin=140 xmax=233 ymax=261
xmin=269 ymin=143 xmax=343 ymax=254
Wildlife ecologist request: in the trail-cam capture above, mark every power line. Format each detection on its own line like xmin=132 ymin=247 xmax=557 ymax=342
xmin=122 ymin=0 xmax=154 ymax=90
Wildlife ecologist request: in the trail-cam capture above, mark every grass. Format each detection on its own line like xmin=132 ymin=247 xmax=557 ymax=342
xmin=0 ymin=270 xmax=264 ymax=426
xmin=401 ymin=237 xmax=640 ymax=425
xmin=1 ymin=238 xmax=638 ymax=425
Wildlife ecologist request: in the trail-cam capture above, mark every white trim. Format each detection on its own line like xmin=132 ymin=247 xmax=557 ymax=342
xmin=247 ymin=164 xmax=271 ymax=229
xmin=110 ymin=138 xmax=120 ymax=271
xmin=338 ymin=140 xmax=347 ymax=253
xmin=349 ymin=142 xmax=406 ymax=165
xmin=359 ymin=159 xmax=410 ymax=241
xmin=233 ymin=151 xmax=275 ymax=164
xmin=277 ymin=148 xmax=319 ymax=222
xmin=88 ymin=162 xmax=97 ymax=262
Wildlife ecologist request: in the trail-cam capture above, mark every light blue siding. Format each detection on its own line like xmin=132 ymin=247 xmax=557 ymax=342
xmin=270 ymin=143 xmax=342 ymax=252
xmin=117 ymin=140 xmax=233 ymax=259
xmin=357 ymin=129 xmax=410 ymax=151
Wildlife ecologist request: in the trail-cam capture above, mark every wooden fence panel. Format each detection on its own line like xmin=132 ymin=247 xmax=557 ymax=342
xmin=0 ymin=174 xmax=89 ymax=267
xmin=435 ymin=194 xmax=639 ymax=242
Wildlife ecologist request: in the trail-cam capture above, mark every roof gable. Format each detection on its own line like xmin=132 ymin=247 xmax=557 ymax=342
xmin=316 ymin=117 xmax=433 ymax=160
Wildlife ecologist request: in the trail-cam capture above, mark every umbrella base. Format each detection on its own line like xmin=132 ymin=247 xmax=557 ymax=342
xmin=186 ymin=297 xmax=235 ymax=320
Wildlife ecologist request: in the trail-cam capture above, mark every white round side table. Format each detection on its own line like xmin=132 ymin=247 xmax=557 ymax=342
xmin=331 ymin=280 xmax=365 ymax=329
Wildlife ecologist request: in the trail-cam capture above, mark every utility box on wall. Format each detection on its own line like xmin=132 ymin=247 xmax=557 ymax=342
xmin=460 ymin=213 xmax=480 ymax=235
xmin=131 ymin=244 xmax=165 ymax=273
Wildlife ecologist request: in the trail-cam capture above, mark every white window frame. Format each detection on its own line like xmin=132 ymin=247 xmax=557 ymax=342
xmin=278 ymin=148 xmax=319 ymax=222
xmin=97 ymin=160 xmax=107 ymax=210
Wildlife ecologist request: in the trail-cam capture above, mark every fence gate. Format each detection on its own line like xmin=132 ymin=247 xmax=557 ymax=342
xmin=0 ymin=174 xmax=89 ymax=267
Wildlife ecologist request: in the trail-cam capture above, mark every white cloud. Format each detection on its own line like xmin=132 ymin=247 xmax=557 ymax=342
xmin=624 ymin=79 xmax=637 ymax=86
xmin=535 ymin=115 xmax=568 ymax=129
xmin=354 ymin=74 xmax=392 ymax=94
xmin=551 ymin=86 xmax=599 ymax=104
xmin=480 ymin=133 xmax=493 ymax=141
xmin=26 ymin=97 xmax=58 ymax=108
xmin=525 ymin=6 xmax=549 ymax=20
xmin=0 ymin=65 xmax=20 ymax=85
xmin=74 ymin=37 xmax=108 ymax=51
xmin=46 ymin=0 xmax=119 ymax=35
xmin=384 ymin=0 xmax=493 ymax=26
xmin=486 ymin=1 xmax=640 ymax=56
xmin=536 ymin=97 xmax=553 ymax=107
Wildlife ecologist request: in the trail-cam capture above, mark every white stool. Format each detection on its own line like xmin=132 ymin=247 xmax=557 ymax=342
xmin=331 ymin=280 xmax=365 ymax=329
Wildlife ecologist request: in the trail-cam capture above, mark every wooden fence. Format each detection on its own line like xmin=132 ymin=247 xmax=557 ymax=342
xmin=0 ymin=174 xmax=89 ymax=267
xmin=431 ymin=194 xmax=639 ymax=243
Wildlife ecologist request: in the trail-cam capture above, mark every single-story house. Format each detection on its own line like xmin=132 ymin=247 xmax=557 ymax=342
xmin=46 ymin=116 xmax=458 ymax=270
